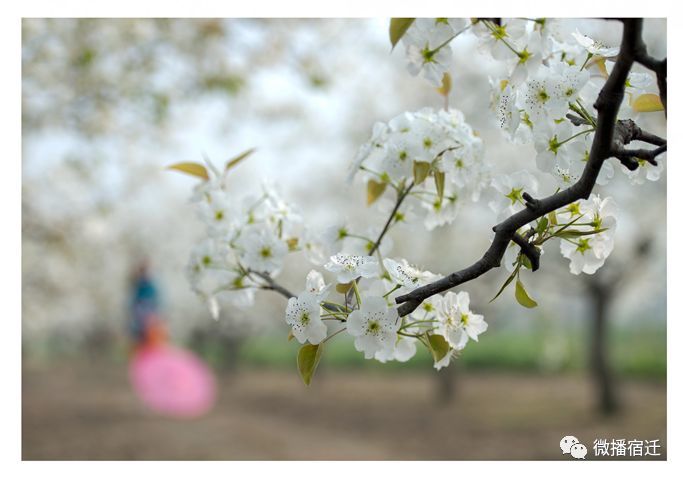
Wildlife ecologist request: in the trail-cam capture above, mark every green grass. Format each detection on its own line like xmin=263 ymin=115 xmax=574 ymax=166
xmin=230 ymin=325 xmax=666 ymax=379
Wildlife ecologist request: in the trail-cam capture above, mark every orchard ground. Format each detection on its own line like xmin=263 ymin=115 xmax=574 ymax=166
xmin=23 ymin=357 xmax=665 ymax=460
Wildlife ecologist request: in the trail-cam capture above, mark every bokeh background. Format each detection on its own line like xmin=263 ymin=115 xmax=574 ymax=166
xmin=22 ymin=18 xmax=667 ymax=460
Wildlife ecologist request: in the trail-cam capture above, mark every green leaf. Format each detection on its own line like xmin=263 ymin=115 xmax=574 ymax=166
xmin=167 ymin=162 xmax=209 ymax=180
xmin=389 ymin=18 xmax=415 ymax=49
xmin=297 ymin=343 xmax=323 ymax=386
xmin=427 ymin=334 xmax=450 ymax=362
xmin=536 ymin=216 xmax=548 ymax=235
xmin=550 ymin=213 xmax=585 ymax=238
xmin=413 ymin=161 xmax=431 ymax=185
xmin=225 ymin=147 xmax=256 ymax=171
xmin=515 ymin=279 xmax=538 ymax=309
xmin=556 ymin=227 xmax=608 ymax=239
xmin=434 ymin=170 xmax=446 ymax=203
xmin=367 ymin=179 xmax=388 ymax=205
xmin=549 ymin=210 xmax=558 ymax=226
xmin=490 ymin=267 xmax=518 ymax=302
xmin=631 ymin=93 xmax=664 ymax=113
xmin=520 ymin=254 xmax=533 ymax=270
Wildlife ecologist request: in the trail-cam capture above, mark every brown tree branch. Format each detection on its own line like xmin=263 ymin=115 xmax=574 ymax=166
xmin=511 ymin=232 xmax=540 ymax=271
xmin=395 ymin=18 xmax=664 ymax=317
xmin=250 ymin=270 xmax=295 ymax=299
xmin=613 ymin=144 xmax=667 ymax=166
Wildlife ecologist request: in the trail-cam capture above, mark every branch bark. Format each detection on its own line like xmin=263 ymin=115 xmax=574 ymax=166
xmin=395 ymin=18 xmax=666 ymax=317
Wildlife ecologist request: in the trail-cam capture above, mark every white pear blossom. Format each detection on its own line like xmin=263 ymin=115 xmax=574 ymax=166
xmin=383 ymin=257 xmax=440 ymax=290
xmin=304 ymin=269 xmax=331 ymax=301
xmin=534 ymin=120 xmax=574 ymax=173
xmin=558 ymin=195 xmax=617 ymax=274
xmin=489 ymin=170 xmax=539 ymax=218
xmin=324 ymin=253 xmax=380 ymax=284
xmin=410 ymin=294 xmax=443 ymax=323
xmin=473 ymin=18 xmax=527 ymax=61
xmin=346 ymin=296 xmax=400 ymax=359
xmin=237 ymin=225 xmax=288 ymax=273
xmin=435 ymin=291 xmax=487 ymax=350
xmin=375 ymin=335 xmax=418 ymax=363
xmin=348 ymin=121 xmax=388 ymax=183
xmin=565 ymin=134 xmax=614 ymax=186
xmin=549 ymin=62 xmax=590 ymax=105
xmin=402 ymin=19 xmax=455 ymax=85
xmin=519 ymin=68 xmax=568 ymax=123
xmin=433 ymin=349 xmax=457 ymax=370
xmin=320 ymin=220 xmax=350 ymax=256
xmin=422 ymin=193 xmax=460 ymax=230
xmin=490 ymin=78 xmax=520 ymax=138
xmin=509 ymin=30 xmax=544 ymax=85
xmin=622 ymin=156 xmax=665 ymax=184
xmin=299 ymin=228 xmax=328 ymax=265
xmin=572 ymin=30 xmax=619 ymax=58
xmin=186 ymin=238 xmax=228 ymax=292
xmin=285 ymin=292 xmax=327 ymax=345
xmin=197 ymin=190 xmax=236 ymax=237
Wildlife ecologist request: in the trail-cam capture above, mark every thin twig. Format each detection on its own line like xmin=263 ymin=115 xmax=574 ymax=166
xmin=368 ymin=181 xmax=415 ymax=256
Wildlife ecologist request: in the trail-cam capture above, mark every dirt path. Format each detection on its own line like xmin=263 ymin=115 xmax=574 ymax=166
xmin=22 ymin=361 xmax=666 ymax=460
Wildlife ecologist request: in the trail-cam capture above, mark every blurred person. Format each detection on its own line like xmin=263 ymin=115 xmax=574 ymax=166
xmin=129 ymin=260 xmax=167 ymax=349
xmin=127 ymin=259 xmax=216 ymax=418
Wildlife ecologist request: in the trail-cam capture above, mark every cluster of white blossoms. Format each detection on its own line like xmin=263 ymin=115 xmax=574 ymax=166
xmin=395 ymin=18 xmax=665 ymax=282
xmin=284 ymin=253 xmax=486 ymax=369
xmin=398 ymin=18 xmax=664 ymax=189
xmin=492 ymin=191 xmax=618 ymax=279
xmin=350 ymin=107 xmax=487 ymax=230
xmin=185 ymin=160 xmax=326 ymax=319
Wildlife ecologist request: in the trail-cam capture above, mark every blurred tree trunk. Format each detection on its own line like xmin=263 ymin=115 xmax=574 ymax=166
xmin=188 ymin=325 xmax=244 ymax=377
xmin=434 ymin=362 xmax=457 ymax=404
xmin=587 ymin=278 xmax=618 ymax=415
xmin=584 ymin=238 xmax=651 ymax=416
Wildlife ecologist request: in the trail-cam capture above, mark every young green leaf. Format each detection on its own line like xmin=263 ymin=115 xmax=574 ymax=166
xmin=389 ymin=18 xmax=415 ymax=49
xmin=413 ymin=161 xmax=431 ymax=185
xmin=515 ymin=279 xmax=538 ymax=308
xmin=555 ymin=227 xmax=608 ymax=239
xmin=536 ymin=216 xmax=548 ymax=235
xmin=297 ymin=343 xmax=324 ymax=386
xmin=549 ymin=210 xmax=558 ymax=226
xmin=225 ymin=147 xmax=256 ymax=171
xmin=427 ymin=334 xmax=450 ymax=362
xmin=434 ymin=170 xmax=446 ymax=203
xmin=520 ymin=254 xmax=533 ymax=270
xmin=367 ymin=179 xmax=388 ymax=205
xmin=489 ymin=267 xmax=518 ymax=302
xmin=167 ymin=162 xmax=209 ymax=180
